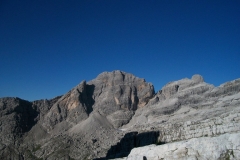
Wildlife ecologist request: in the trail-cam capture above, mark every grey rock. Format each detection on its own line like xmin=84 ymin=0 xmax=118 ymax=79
xmin=88 ymin=70 xmax=154 ymax=111
xmin=42 ymin=80 xmax=93 ymax=132
xmin=191 ymin=74 xmax=204 ymax=83
xmin=121 ymin=132 xmax=240 ymax=160
xmin=87 ymin=70 xmax=155 ymax=128
xmin=115 ymin=76 xmax=240 ymax=160
xmin=0 ymin=97 xmax=37 ymax=145
xmin=0 ymin=71 xmax=239 ymax=160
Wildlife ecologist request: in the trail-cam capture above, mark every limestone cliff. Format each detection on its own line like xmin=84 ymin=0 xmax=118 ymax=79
xmin=0 ymin=71 xmax=239 ymax=160
xmin=115 ymin=133 xmax=240 ymax=160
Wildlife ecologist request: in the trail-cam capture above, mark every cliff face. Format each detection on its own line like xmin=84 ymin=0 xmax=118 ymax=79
xmin=0 ymin=71 xmax=239 ymax=160
xmin=112 ymin=75 xmax=240 ymax=160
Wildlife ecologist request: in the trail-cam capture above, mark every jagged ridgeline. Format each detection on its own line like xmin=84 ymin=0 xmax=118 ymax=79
xmin=0 ymin=70 xmax=240 ymax=160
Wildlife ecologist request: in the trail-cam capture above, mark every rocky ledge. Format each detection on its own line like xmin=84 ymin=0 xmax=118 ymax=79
xmin=115 ymin=132 xmax=240 ymax=160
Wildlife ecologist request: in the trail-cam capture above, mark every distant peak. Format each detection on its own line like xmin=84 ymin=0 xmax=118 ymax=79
xmin=191 ymin=74 xmax=204 ymax=83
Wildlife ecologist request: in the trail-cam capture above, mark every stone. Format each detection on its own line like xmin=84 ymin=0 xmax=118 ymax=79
xmin=123 ymin=133 xmax=240 ymax=160
xmin=0 ymin=71 xmax=239 ymax=160
xmin=87 ymin=70 xmax=155 ymax=128
xmin=191 ymin=74 xmax=204 ymax=83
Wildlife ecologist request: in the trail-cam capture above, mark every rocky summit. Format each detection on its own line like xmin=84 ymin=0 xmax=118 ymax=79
xmin=0 ymin=70 xmax=239 ymax=160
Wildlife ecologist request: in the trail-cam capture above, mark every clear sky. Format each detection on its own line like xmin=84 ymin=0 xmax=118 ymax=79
xmin=0 ymin=0 xmax=239 ymax=101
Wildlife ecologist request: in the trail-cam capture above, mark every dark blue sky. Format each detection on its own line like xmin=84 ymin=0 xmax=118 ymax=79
xmin=1 ymin=0 xmax=240 ymax=101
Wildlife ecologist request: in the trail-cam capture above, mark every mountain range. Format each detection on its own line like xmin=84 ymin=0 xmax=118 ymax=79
xmin=0 ymin=70 xmax=239 ymax=160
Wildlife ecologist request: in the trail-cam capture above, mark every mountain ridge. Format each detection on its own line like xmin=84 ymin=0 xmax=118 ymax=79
xmin=0 ymin=70 xmax=239 ymax=160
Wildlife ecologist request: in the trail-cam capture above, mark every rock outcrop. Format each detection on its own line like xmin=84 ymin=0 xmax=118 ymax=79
xmin=0 ymin=71 xmax=155 ymax=159
xmin=0 ymin=97 xmax=36 ymax=145
xmin=0 ymin=70 xmax=239 ymax=160
xmin=118 ymin=132 xmax=240 ymax=160
xmin=112 ymin=74 xmax=240 ymax=160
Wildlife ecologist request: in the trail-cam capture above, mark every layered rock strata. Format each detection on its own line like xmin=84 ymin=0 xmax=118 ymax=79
xmin=0 ymin=71 xmax=239 ymax=160
xmin=116 ymin=132 xmax=240 ymax=160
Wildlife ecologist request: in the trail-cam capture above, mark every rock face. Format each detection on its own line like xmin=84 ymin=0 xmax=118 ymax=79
xmin=0 ymin=70 xmax=239 ymax=160
xmin=87 ymin=71 xmax=155 ymax=128
xmin=103 ymin=131 xmax=159 ymax=159
xmin=120 ymin=132 xmax=240 ymax=160
xmin=113 ymin=75 xmax=240 ymax=160
xmin=0 ymin=71 xmax=155 ymax=159
xmin=0 ymin=97 xmax=37 ymax=145
xmin=42 ymin=80 xmax=94 ymax=132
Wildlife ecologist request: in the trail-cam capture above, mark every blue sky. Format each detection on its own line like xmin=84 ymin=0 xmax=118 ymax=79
xmin=0 ymin=0 xmax=239 ymax=101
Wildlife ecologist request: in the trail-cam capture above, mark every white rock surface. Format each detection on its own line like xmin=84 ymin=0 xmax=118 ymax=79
xmin=121 ymin=132 xmax=240 ymax=160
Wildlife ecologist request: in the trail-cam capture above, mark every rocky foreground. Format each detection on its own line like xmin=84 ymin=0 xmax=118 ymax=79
xmin=0 ymin=70 xmax=239 ymax=160
xmin=113 ymin=132 xmax=240 ymax=160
